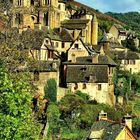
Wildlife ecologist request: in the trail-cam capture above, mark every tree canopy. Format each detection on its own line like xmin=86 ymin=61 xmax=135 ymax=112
xmin=0 ymin=61 xmax=39 ymax=139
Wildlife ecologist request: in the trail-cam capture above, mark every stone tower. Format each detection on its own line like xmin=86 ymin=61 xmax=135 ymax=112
xmin=91 ymin=14 xmax=98 ymax=46
xmin=11 ymin=0 xmax=60 ymax=29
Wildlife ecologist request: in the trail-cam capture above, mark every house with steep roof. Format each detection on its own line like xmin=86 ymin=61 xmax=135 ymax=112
xmin=109 ymin=24 xmax=127 ymax=44
xmin=83 ymin=111 xmax=137 ymax=140
xmin=62 ymin=52 xmax=117 ymax=105
xmin=67 ymin=38 xmax=95 ymax=62
xmin=29 ymin=27 xmax=74 ymax=61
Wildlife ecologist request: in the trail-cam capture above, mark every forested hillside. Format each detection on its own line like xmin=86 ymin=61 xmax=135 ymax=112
xmin=106 ymin=12 xmax=140 ymax=36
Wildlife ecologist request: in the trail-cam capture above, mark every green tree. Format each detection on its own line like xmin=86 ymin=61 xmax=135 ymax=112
xmin=0 ymin=62 xmax=39 ymax=139
xmin=122 ymin=38 xmax=137 ymax=51
xmin=47 ymin=103 xmax=60 ymax=139
xmin=44 ymin=78 xmax=57 ymax=102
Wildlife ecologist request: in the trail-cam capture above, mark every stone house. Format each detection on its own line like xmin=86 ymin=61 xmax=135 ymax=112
xmin=67 ymin=38 xmax=95 ymax=62
xmin=29 ymin=27 xmax=74 ymax=61
xmin=28 ymin=60 xmax=60 ymax=98
xmin=83 ymin=111 xmax=137 ymax=140
xmin=112 ymin=49 xmax=140 ymax=73
xmin=63 ymin=53 xmax=117 ymax=106
xmin=109 ymin=24 xmax=127 ymax=44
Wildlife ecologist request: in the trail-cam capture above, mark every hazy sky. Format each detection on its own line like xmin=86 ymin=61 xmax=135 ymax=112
xmin=76 ymin=0 xmax=140 ymax=13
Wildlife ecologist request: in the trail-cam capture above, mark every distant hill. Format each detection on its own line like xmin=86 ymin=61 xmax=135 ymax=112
xmin=106 ymin=12 xmax=140 ymax=35
xmin=66 ymin=0 xmax=125 ymax=26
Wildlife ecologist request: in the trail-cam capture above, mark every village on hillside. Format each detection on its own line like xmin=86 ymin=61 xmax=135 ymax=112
xmin=0 ymin=0 xmax=140 ymax=139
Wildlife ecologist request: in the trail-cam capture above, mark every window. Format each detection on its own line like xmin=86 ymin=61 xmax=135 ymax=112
xmin=74 ymin=83 xmax=78 ymax=90
xmin=98 ymin=84 xmax=102 ymax=91
xmin=15 ymin=13 xmax=23 ymax=25
xmin=109 ymin=67 xmax=112 ymax=75
xmin=74 ymin=43 xmax=79 ymax=49
xmin=51 ymin=42 xmax=54 ymax=46
xmin=62 ymin=42 xmax=65 ymax=48
xmin=124 ymin=60 xmax=129 ymax=65
xmin=83 ymin=83 xmax=86 ymax=89
xmin=58 ymin=4 xmax=61 ymax=9
xmin=17 ymin=0 xmax=22 ymax=6
xmin=129 ymin=60 xmax=135 ymax=65
xmin=31 ymin=0 xmax=34 ymax=5
xmin=48 ymin=50 xmax=53 ymax=59
xmin=44 ymin=12 xmax=49 ymax=26
xmin=47 ymin=0 xmax=50 ymax=5
xmin=34 ymin=71 xmax=39 ymax=81
xmin=55 ymin=42 xmax=59 ymax=48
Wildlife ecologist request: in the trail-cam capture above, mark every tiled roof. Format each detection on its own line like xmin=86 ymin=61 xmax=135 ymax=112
xmin=83 ymin=120 xmax=124 ymax=140
xmin=66 ymin=65 xmax=108 ymax=83
xmin=61 ymin=19 xmax=90 ymax=29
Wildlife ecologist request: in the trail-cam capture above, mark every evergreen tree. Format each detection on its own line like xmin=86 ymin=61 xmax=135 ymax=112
xmin=44 ymin=79 xmax=57 ymax=102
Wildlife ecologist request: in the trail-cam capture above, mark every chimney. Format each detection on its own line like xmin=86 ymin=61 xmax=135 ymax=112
xmin=71 ymin=53 xmax=76 ymax=63
xmin=99 ymin=110 xmax=108 ymax=120
xmin=122 ymin=114 xmax=132 ymax=130
xmin=92 ymin=54 xmax=99 ymax=64
xmin=91 ymin=14 xmax=98 ymax=46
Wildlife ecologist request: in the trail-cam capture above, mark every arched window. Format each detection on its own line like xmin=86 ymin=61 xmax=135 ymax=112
xmin=31 ymin=0 xmax=34 ymax=5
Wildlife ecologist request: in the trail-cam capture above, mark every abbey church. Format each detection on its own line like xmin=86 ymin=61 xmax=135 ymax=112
xmin=11 ymin=0 xmax=66 ymax=29
xmin=11 ymin=0 xmax=98 ymax=45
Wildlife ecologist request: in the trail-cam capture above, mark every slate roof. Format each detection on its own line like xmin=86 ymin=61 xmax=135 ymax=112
xmin=28 ymin=61 xmax=59 ymax=72
xmin=66 ymin=65 xmax=108 ymax=83
xmin=76 ymin=55 xmax=117 ymax=66
xmin=61 ymin=19 xmax=90 ymax=29
xmin=83 ymin=120 xmax=124 ymax=140
xmin=112 ymin=50 xmax=140 ymax=60
xmin=53 ymin=28 xmax=74 ymax=42
xmin=110 ymin=42 xmax=125 ymax=49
